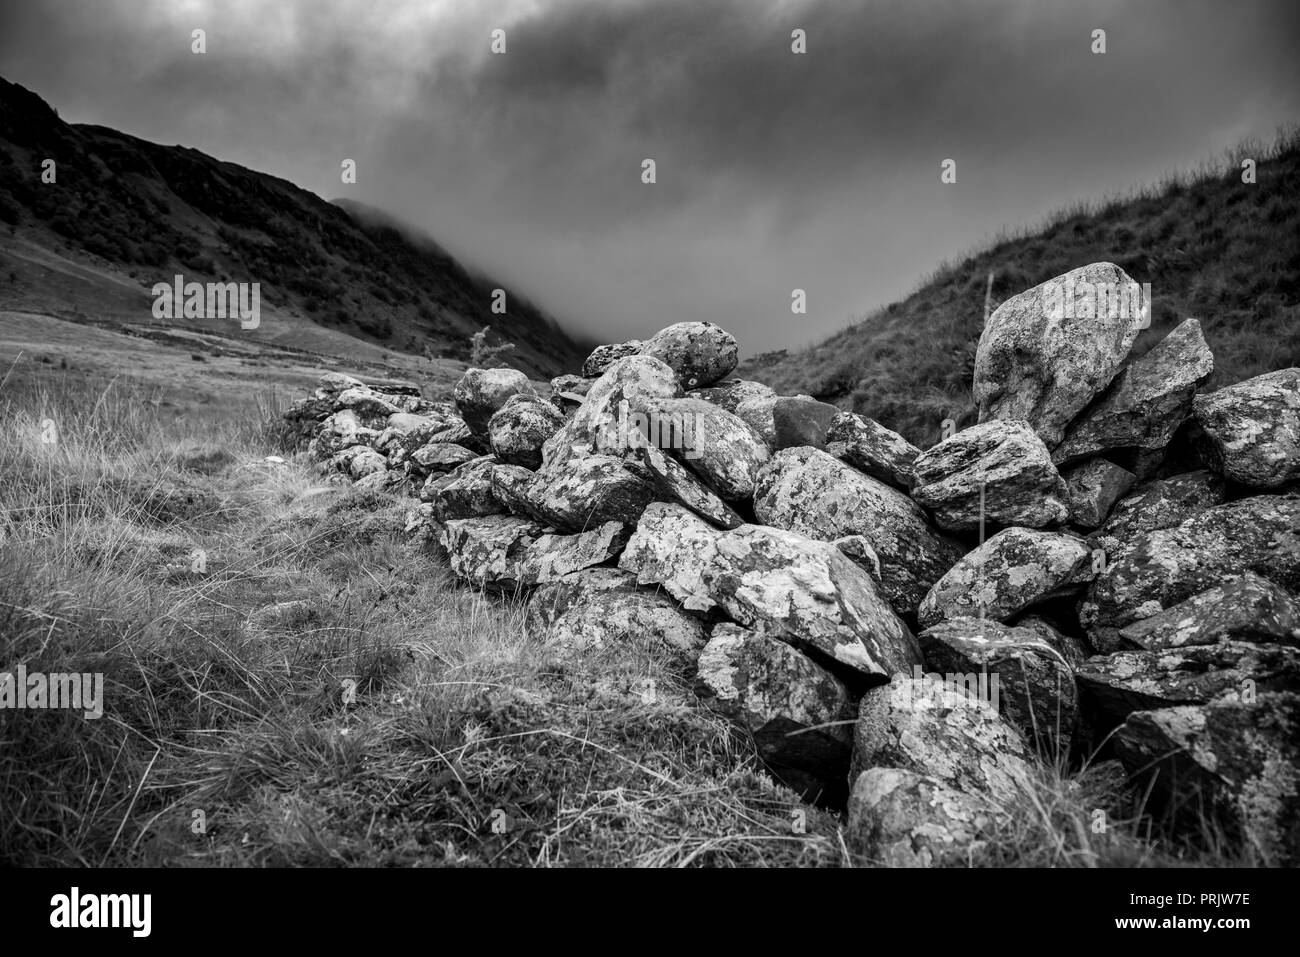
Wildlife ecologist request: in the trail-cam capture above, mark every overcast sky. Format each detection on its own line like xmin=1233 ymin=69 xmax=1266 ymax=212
xmin=1 ymin=0 xmax=1297 ymax=354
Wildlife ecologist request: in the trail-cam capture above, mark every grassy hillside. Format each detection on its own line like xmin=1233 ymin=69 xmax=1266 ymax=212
xmin=740 ymin=130 xmax=1300 ymax=447
xmin=0 ymin=77 xmax=582 ymax=378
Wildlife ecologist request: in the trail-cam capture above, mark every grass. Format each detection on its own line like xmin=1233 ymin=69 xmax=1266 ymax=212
xmin=740 ymin=127 xmax=1300 ymax=447
xmin=0 ymin=358 xmax=1251 ymax=867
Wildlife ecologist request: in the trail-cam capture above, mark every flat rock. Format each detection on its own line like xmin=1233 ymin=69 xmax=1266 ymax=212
xmin=911 ymin=420 xmax=1070 ymax=532
xmin=1053 ymin=318 xmax=1213 ymax=465
xmin=487 ymin=393 xmax=566 ymax=469
xmin=771 ymin=396 xmax=840 ymax=450
xmin=619 ymin=503 xmax=921 ymax=678
xmin=1062 ymin=458 xmax=1136 ymax=530
xmin=582 ymin=340 xmax=643 ymax=378
xmin=636 ymin=441 xmax=744 ymax=529
xmin=918 ymin=527 xmax=1093 ymax=628
xmin=1118 ymin=573 xmax=1300 ymax=650
xmin=846 ymin=768 xmax=999 ymax=867
xmin=919 ymin=617 xmax=1079 ymax=752
xmin=453 ymin=367 xmax=534 ymax=434
xmin=851 ymin=675 xmax=1035 ymax=803
xmin=825 ymin=411 xmax=920 ymax=491
xmin=698 ymin=622 xmax=854 ymax=804
xmin=1192 ymin=368 xmax=1300 ymax=488
xmin=1089 ymin=469 xmax=1226 ymax=560
xmin=1113 ymin=692 xmax=1300 ymax=865
xmin=974 ymin=262 xmax=1148 ymax=447
xmin=755 ymin=447 xmax=962 ymax=617
xmin=440 ymin=516 xmax=627 ymax=591
xmin=409 ymin=443 xmax=478 ymax=474
xmin=636 ymin=321 xmax=738 ymax=389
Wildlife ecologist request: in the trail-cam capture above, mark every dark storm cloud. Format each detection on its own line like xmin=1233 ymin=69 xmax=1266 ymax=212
xmin=2 ymin=0 xmax=1298 ymax=353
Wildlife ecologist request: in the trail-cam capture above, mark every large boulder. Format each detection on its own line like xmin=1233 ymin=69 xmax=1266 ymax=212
xmin=1081 ymin=495 xmax=1300 ymax=647
xmin=636 ymin=321 xmax=738 ymax=389
xmin=527 ymin=454 xmax=659 ymax=532
xmin=755 ymin=447 xmax=962 ymax=617
xmin=632 ymin=396 xmax=770 ymax=500
xmin=453 ymin=367 xmax=534 ymax=435
xmin=851 ymin=676 xmax=1035 ymax=803
xmin=846 ymin=768 xmax=1000 ymax=867
xmin=1113 ymin=692 xmax=1300 ymax=865
xmin=1118 ymin=573 xmax=1300 ymax=650
xmin=619 ymin=503 xmax=921 ymax=678
xmin=825 ymin=411 xmax=921 ymax=491
xmin=697 ymin=622 xmax=855 ymax=803
xmin=440 ymin=516 xmax=627 ymax=591
xmin=1053 ymin=318 xmax=1214 ymax=465
xmin=917 ymin=527 xmax=1093 ymax=628
xmin=582 ymin=340 xmax=643 ymax=378
xmin=919 ymin=617 xmax=1079 ymax=751
xmin=524 ymin=567 xmax=705 ymax=661
xmin=487 ymin=393 xmax=566 ymax=469
xmin=1191 ymin=368 xmax=1300 ymax=488
xmin=1076 ymin=641 xmax=1300 ymax=729
xmin=911 ymin=420 xmax=1070 ymax=532
xmin=974 ymin=262 xmax=1148 ymax=447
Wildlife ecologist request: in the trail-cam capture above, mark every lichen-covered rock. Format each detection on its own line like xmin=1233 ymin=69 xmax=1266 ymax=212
xmin=1089 ymin=469 xmax=1226 ymax=559
xmin=489 ymin=464 xmax=543 ymax=519
xmin=1053 ymin=318 xmax=1213 ymax=465
xmin=687 ymin=378 xmax=775 ymax=414
xmin=698 ymin=622 xmax=854 ymax=803
xmin=845 ymin=768 xmax=1000 ymax=867
xmin=911 ymin=420 xmax=1070 ymax=532
xmin=919 ymin=617 xmax=1079 ymax=751
xmin=636 ymin=441 xmax=743 ymax=529
xmin=1118 ymin=573 xmax=1300 ymax=650
xmin=549 ymin=373 xmax=595 ymax=408
xmin=487 ymin=393 xmax=566 ymax=469
xmin=833 ymin=535 xmax=882 ymax=580
xmin=619 ymin=503 xmax=921 ymax=678
xmin=524 ymin=567 xmax=706 ymax=660
xmin=632 ymin=396 xmax=769 ymax=500
xmin=440 ymin=516 xmax=627 ymax=591
xmin=755 ymin=447 xmax=962 ymax=617
xmin=731 ymin=393 xmax=781 ymax=449
xmin=1112 ymin=692 xmax=1300 ymax=865
xmin=1192 ymin=368 xmax=1300 ymax=488
xmin=328 ymin=444 xmax=385 ymax=477
xmin=528 ymin=454 xmax=659 ymax=532
xmin=1063 ymin=459 xmax=1136 ymax=529
xmin=453 ymin=367 xmax=534 ymax=434
xmin=317 ymin=371 xmax=367 ymax=394
xmin=636 ymin=321 xmax=738 ymax=389
xmin=422 ymin=456 xmax=502 ymax=521
xmin=332 ymin=387 xmax=404 ymax=423
xmin=542 ymin=355 xmax=681 ymax=468
xmin=974 ymin=262 xmax=1148 ymax=447
xmin=582 ymin=340 xmax=643 ymax=378
xmin=851 ymin=676 xmax=1035 ymax=803
xmin=410 ymin=442 xmax=478 ymax=474
xmin=771 ymin=396 xmax=840 ymax=450
xmin=918 ymin=528 xmax=1093 ymax=628
xmin=310 ymin=409 xmax=382 ymax=459
xmin=1081 ymin=495 xmax=1300 ymax=647
xmin=826 ymin=411 xmax=921 ymax=491
xmin=1077 ymin=642 xmax=1300 ymax=729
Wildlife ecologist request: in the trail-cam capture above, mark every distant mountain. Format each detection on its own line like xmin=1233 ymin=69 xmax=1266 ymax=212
xmin=740 ymin=130 xmax=1300 ymax=446
xmin=0 ymin=76 xmax=583 ymax=378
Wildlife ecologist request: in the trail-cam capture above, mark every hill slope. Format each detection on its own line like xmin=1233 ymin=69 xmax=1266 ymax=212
xmin=0 ymin=76 xmax=582 ymax=378
xmin=740 ymin=132 xmax=1300 ymax=446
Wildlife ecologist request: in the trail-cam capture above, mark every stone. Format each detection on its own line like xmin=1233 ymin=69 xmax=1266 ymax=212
xmin=845 ymin=768 xmax=999 ymax=867
xmin=527 ymin=454 xmax=659 ymax=532
xmin=974 ymin=262 xmax=1148 ymax=447
xmin=1112 ymin=693 xmax=1300 ymax=865
xmin=1081 ymin=495 xmax=1300 ymax=647
xmin=1089 ymin=470 xmax=1226 ymax=559
xmin=771 ymin=396 xmax=840 ymax=450
xmin=911 ymin=420 xmax=1070 ymax=532
xmin=310 ymin=409 xmax=381 ymax=459
xmin=332 ymin=387 xmax=403 ymax=423
xmin=636 ymin=321 xmax=739 ymax=389
xmin=581 ymin=340 xmax=643 ymax=378
xmin=440 ymin=516 xmax=627 ymax=591
xmin=1192 ymin=368 xmax=1300 ymax=488
xmin=550 ymin=374 xmax=595 ymax=407
xmin=1016 ymin=615 xmax=1092 ymax=669
xmin=422 ymin=457 xmax=502 ymax=521
xmin=453 ymin=367 xmax=534 ymax=434
xmin=409 ymin=443 xmax=478 ymax=474
xmin=697 ymin=622 xmax=855 ymax=803
xmin=851 ymin=676 xmax=1035 ymax=803
xmin=1053 ymin=318 xmax=1214 ymax=465
xmin=1118 ymin=574 xmax=1300 ymax=650
xmin=919 ymin=617 xmax=1079 ymax=751
xmin=619 ymin=503 xmax=921 ymax=678
xmin=632 ymin=396 xmax=769 ymax=501
xmin=917 ymin=527 xmax=1093 ymax=628
xmin=635 ymin=441 xmax=744 ymax=529
xmin=1076 ymin=642 xmax=1300 ymax=729
xmin=489 ymin=464 xmax=544 ymax=519
xmin=825 ymin=411 xmax=921 ymax=491
xmin=487 ymin=393 xmax=566 ymax=469
xmin=524 ymin=567 xmax=706 ymax=661
xmin=687 ymin=378 xmax=775 ymax=414
xmin=832 ymin=535 xmax=882 ymax=580
xmin=1062 ymin=459 xmax=1137 ymax=529
xmin=755 ymin=447 xmax=962 ymax=617
xmin=732 ymin=394 xmax=781 ymax=449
